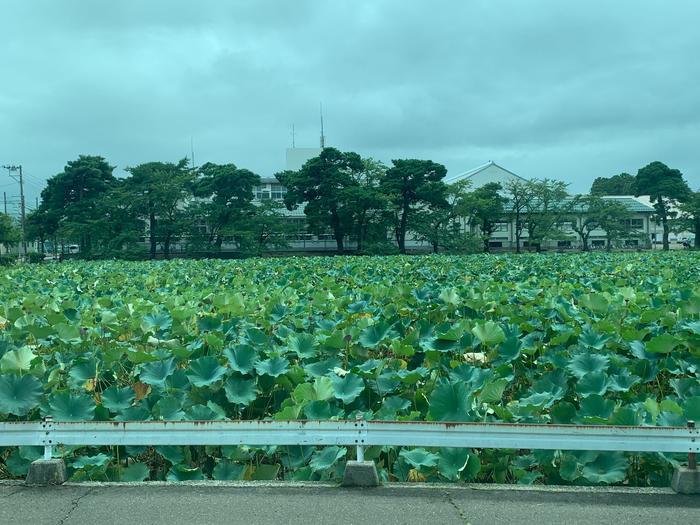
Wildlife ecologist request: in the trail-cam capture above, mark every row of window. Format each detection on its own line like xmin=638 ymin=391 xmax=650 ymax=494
xmin=254 ymin=184 xmax=287 ymax=201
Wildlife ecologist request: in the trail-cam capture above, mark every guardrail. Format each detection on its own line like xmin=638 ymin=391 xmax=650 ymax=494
xmin=1 ymin=418 xmax=697 ymax=491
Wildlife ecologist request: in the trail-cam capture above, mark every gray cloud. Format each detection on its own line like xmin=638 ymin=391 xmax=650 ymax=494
xmin=2 ymin=0 xmax=699 ymax=213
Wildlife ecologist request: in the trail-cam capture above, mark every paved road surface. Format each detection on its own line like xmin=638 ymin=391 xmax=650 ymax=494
xmin=1 ymin=482 xmax=697 ymax=525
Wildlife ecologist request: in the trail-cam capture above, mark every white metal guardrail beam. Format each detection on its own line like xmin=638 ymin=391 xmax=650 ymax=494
xmin=1 ymin=419 xmax=697 ymax=458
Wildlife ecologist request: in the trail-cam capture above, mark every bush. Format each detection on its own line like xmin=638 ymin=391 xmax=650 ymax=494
xmin=0 ymin=254 xmax=17 ymax=266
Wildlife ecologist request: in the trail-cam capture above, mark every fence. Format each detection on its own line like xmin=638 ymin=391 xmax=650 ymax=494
xmin=1 ymin=418 xmax=697 ymax=463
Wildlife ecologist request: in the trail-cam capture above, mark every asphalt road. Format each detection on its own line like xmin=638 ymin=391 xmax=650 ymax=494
xmin=1 ymin=482 xmax=698 ymax=525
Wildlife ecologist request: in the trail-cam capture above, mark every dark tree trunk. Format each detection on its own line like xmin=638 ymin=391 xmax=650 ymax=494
xmin=397 ymin=203 xmax=409 ymax=254
xmin=582 ymin=236 xmax=589 ymax=252
xmin=149 ymin=209 xmax=157 ymax=260
xmin=662 ymin=216 xmax=670 ymax=251
xmin=163 ymin=234 xmax=171 ymax=259
xmin=330 ymin=210 xmax=344 ymax=254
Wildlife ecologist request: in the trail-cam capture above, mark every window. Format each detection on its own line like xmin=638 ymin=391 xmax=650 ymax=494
xmin=557 ymin=240 xmax=572 ymax=248
xmin=592 ymin=240 xmax=605 ymax=248
xmin=493 ymin=222 xmax=509 ymax=232
xmin=622 ymin=218 xmax=644 ymax=229
xmin=270 ymin=184 xmax=287 ymax=200
xmin=488 ymin=241 xmax=503 ymax=248
xmin=254 ymin=185 xmax=272 ymax=200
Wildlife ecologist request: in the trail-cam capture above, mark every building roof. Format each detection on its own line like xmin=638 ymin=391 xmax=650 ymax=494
xmin=445 ymin=161 xmax=528 ymax=184
xmin=601 ymin=196 xmax=655 ymax=213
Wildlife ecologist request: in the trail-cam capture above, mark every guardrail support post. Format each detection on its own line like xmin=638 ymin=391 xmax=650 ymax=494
xmin=671 ymin=420 xmax=700 ymax=494
xmin=342 ymin=414 xmax=379 ymax=487
xmin=25 ymin=416 xmax=66 ymax=486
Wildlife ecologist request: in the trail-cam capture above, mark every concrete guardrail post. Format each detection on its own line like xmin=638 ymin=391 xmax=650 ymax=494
xmin=25 ymin=416 xmax=66 ymax=486
xmin=341 ymin=414 xmax=379 ymax=487
xmin=671 ymin=420 xmax=700 ymax=494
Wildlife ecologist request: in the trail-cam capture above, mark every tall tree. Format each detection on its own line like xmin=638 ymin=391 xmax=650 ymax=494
xmin=597 ymin=201 xmax=635 ymax=251
xmin=39 ymin=155 xmax=116 ymax=254
xmin=566 ymin=195 xmax=630 ymax=251
xmin=343 ymin=158 xmax=391 ymax=252
xmin=191 ymin=162 xmax=260 ymax=250
xmin=381 ymin=159 xmax=448 ymax=253
xmin=635 ymin=161 xmax=691 ymax=250
xmin=412 ymin=180 xmax=473 ymax=253
xmin=679 ymin=190 xmax=700 ymax=249
xmin=458 ymin=182 xmax=507 ymax=253
xmin=124 ymin=159 xmax=193 ymax=259
xmin=590 ymin=173 xmax=637 ymax=195
xmin=503 ymin=180 xmax=534 ymax=253
xmin=278 ymin=147 xmax=363 ymax=253
xmin=523 ymin=179 xmax=569 ymax=252
xmin=0 ymin=213 xmax=20 ymax=253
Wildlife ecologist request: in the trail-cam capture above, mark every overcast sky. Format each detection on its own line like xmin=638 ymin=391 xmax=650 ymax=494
xmin=2 ymin=0 xmax=699 ymax=212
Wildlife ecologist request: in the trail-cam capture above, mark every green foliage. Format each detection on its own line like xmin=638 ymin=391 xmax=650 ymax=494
xmin=590 ymin=173 xmax=637 ymax=196
xmin=0 ymin=252 xmax=698 ymax=486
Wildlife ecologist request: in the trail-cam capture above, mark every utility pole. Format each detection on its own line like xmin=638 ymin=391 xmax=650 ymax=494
xmin=2 ymin=164 xmax=26 ymax=257
xmin=3 ymin=191 xmax=6 ymax=214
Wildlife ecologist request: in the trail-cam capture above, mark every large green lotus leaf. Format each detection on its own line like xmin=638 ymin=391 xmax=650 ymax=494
xmin=156 ymin=446 xmax=185 ymax=464
xmin=48 ymin=392 xmax=96 ymax=421
xmin=154 ymin=396 xmax=186 ymax=420
xmin=71 ymin=453 xmax=111 ymax=469
xmin=287 ymin=333 xmax=318 ymax=358
xmin=114 ymin=405 xmax=151 ymax=421
xmin=255 ymin=357 xmax=289 ymax=378
xmin=358 ymin=322 xmax=396 ymax=348
xmin=670 ymin=378 xmax=700 ymax=399
xmin=392 ymin=367 xmax=429 ymax=385
xmin=196 ymin=314 xmax=222 ymax=332
xmin=166 ymin=465 xmax=203 ymax=481
xmin=303 ymin=400 xmax=333 ymax=419
xmin=609 ymin=406 xmax=643 ymax=426
xmin=437 ymin=447 xmax=471 ymax=481
xmin=186 ymin=356 xmax=227 ymax=387
xmin=140 ymin=312 xmax=173 ymax=334
xmin=251 ymin=463 xmax=280 ymax=480
xmin=331 ymin=373 xmax=365 ymax=404
xmin=309 ymin=446 xmax=346 ymax=472
xmin=478 ymin=378 xmax=510 ymax=404
xmin=293 ymin=376 xmax=334 ymax=403
xmin=578 ymin=326 xmax=611 ymax=350
xmin=578 ymin=394 xmax=616 ymax=419
xmin=68 ymin=358 xmax=98 ymax=390
xmin=581 ymin=452 xmax=628 ymax=484
xmin=550 ymin=401 xmax=576 ymax=423
xmin=303 ymin=358 xmax=342 ymax=377
xmin=139 ymin=358 xmax=177 ymax=387
xmin=559 ymin=454 xmax=582 ymax=481
xmin=100 ymin=386 xmax=135 ymax=413
xmin=495 ymin=337 xmax=521 ymax=364
xmin=567 ymin=353 xmax=609 ymax=379
xmin=244 ymin=327 xmax=269 ymax=347
xmin=400 ymin=448 xmax=439 ymax=469
xmin=579 ymin=293 xmax=609 ymax=314
xmin=223 ymin=345 xmax=257 ymax=374
xmin=645 ymin=334 xmax=680 ymax=354
xmin=471 ymin=321 xmax=505 ymax=346
xmin=185 ymin=404 xmax=220 ymax=420
xmin=429 ymin=381 xmax=473 ymax=422
xmin=281 ymin=445 xmax=315 ymax=469
xmin=575 ymin=372 xmax=610 ymax=397
xmin=119 ymin=462 xmax=150 ymax=482
xmin=0 ymin=346 xmax=36 ymax=373
xmin=607 ymin=369 xmax=641 ymax=392
xmin=212 ymin=461 xmax=246 ymax=480
xmin=0 ymin=374 xmax=43 ymax=415
xmin=54 ymin=323 xmax=82 ymax=344
xmin=224 ymin=375 xmax=258 ymax=406
xmin=684 ymin=396 xmax=700 ymax=421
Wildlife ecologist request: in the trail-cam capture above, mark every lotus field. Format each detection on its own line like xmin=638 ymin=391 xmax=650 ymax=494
xmin=1 ymin=253 xmax=699 ymax=485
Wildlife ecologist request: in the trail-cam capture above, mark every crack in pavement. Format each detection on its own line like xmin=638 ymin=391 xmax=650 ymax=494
xmin=0 ymin=487 xmax=24 ymax=498
xmin=442 ymin=490 xmax=473 ymax=525
xmin=55 ymin=487 xmax=96 ymax=525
